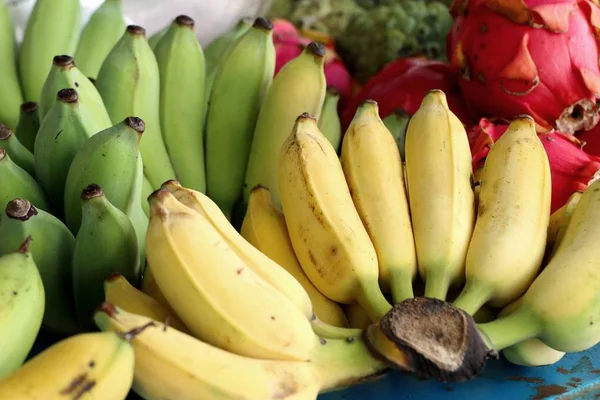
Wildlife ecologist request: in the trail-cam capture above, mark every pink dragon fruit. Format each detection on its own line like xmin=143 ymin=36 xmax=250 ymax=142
xmin=448 ymin=0 xmax=600 ymax=134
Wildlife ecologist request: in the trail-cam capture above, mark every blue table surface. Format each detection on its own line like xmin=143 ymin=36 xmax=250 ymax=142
xmin=29 ymin=330 xmax=600 ymax=400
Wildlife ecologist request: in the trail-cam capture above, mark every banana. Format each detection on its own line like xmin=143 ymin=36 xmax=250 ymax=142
xmin=205 ymin=17 xmax=275 ymax=219
xmin=278 ymin=114 xmax=392 ymax=321
xmin=243 ymin=42 xmax=327 ymax=208
xmin=72 ymin=184 xmax=140 ymax=330
xmin=318 ymin=87 xmax=342 ymax=153
xmin=0 ymin=331 xmax=135 ymax=400
xmin=39 ymin=55 xmax=112 ymax=130
xmin=14 ymin=102 xmax=40 ymax=154
xmin=140 ymin=267 xmax=172 ymax=310
xmin=104 ymin=272 xmax=190 ymax=333
xmin=404 ymin=89 xmax=475 ymax=300
xmin=546 ymin=190 xmax=583 ymax=258
xmin=0 ymin=123 xmax=35 ymax=177
xmin=242 ymin=185 xmax=350 ymax=328
xmin=95 ymin=304 xmax=387 ymax=398
xmin=142 ymin=175 xmax=154 ymax=216
xmin=0 ymin=1 xmax=22 ymax=130
xmin=0 ymin=148 xmax=49 ymax=213
xmin=73 ymin=0 xmax=126 ymax=80
xmin=96 ymin=25 xmax=177 ymax=189
xmin=382 ymin=109 xmax=410 ymax=160
xmin=344 ymin=303 xmax=372 ymax=330
xmin=453 ymin=116 xmax=551 ymax=315
xmin=148 ymin=24 xmax=168 ymax=50
xmin=341 ymin=100 xmax=417 ymax=303
xmin=18 ymin=0 xmax=81 ymax=102
xmin=34 ymin=88 xmax=99 ymax=217
xmin=0 ymin=237 xmax=44 ymax=379
xmin=154 ymin=15 xmax=207 ymax=193
xmin=0 ymin=198 xmax=80 ymax=335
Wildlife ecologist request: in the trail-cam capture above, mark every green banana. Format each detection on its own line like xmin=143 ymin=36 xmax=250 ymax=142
xmin=0 ymin=124 xmax=35 ymax=177
xmin=18 ymin=0 xmax=81 ymax=102
xmin=0 ymin=198 xmax=80 ymax=335
xmin=96 ymin=25 xmax=176 ymax=189
xmin=382 ymin=109 xmax=410 ymax=161
xmin=39 ymin=55 xmax=112 ymax=130
xmin=14 ymin=102 xmax=41 ymax=154
xmin=154 ymin=15 xmax=206 ymax=193
xmin=73 ymin=0 xmax=126 ymax=80
xmin=0 ymin=148 xmax=49 ymax=213
xmin=72 ymin=184 xmax=140 ymax=331
xmin=148 ymin=24 xmax=169 ymax=50
xmin=0 ymin=237 xmax=44 ymax=380
xmin=142 ymin=175 xmax=154 ymax=216
xmin=318 ymin=87 xmax=342 ymax=153
xmin=34 ymin=89 xmax=98 ymax=217
xmin=205 ymin=18 xmax=275 ymax=220
xmin=243 ymin=42 xmax=327 ymax=208
xmin=0 ymin=1 xmax=23 ymax=130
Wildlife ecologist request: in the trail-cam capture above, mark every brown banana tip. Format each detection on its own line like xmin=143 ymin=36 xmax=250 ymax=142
xmin=514 ymin=114 xmax=534 ymax=121
xmin=6 ymin=198 xmax=37 ymax=221
xmin=296 ymin=112 xmax=316 ymax=122
xmin=251 ymin=184 xmax=270 ymax=193
xmin=307 ymin=41 xmax=326 ymax=57
xmin=20 ymin=101 xmax=39 ymax=113
xmin=175 ymin=15 xmax=194 ymax=27
xmin=96 ymin=301 xmax=119 ymax=318
xmin=127 ymin=25 xmax=146 ymax=36
xmin=148 ymin=188 xmax=170 ymax=204
xmin=121 ymin=321 xmax=157 ymax=341
xmin=125 ymin=117 xmax=145 ymax=133
xmin=57 ymin=88 xmax=78 ymax=103
xmin=81 ymin=183 xmax=104 ymax=200
xmin=160 ymin=179 xmax=181 ymax=189
xmin=359 ymin=99 xmax=378 ymax=108
xmin=105 ymin=272 xmax=124 ymax=282
xmin=253 ymin=17 xmax=273 ymax=30
xmin=53 ymin=55 xmax=74 ymax=67
xmin=426 ymin=89 xmax=445 ymax=95
xmin=0 ymin=123 xmax=12 ymax=140
xmin=17 ymin=236 xmax=33 ymax=254
xmin=0 ymin=147 xmax=5 ymax=160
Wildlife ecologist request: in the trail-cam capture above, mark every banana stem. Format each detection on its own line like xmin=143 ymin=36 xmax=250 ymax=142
xmin=452 ymin=280 xmax=493 ymax=315
xmin=477 ymin=307 xmax=542 ymax=351
xmin=388 ymin=269 xmax=414 ymax=303
xmin=356 ymin=281 xmax=392 ymax=322
xmin=311 ymin=318 xmax=363 ymax=340
xmin=423 ymin=272 xmax=450 ymax=300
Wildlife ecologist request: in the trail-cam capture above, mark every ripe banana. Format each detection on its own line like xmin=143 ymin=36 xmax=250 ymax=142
xmin=96 ymin=25 xmax=176 ymax=189
xmin=404 ymin=90 xmax=475 ymax=300
xmin=344 ymin=303 xmax=372 ymax=330
xmin=0 ymin=198 xmax=80 ymax=335
xmin=546 ymin=190 xmax=582 ymax=258
xmin=0 ymin=1 xmax=22 ymax=130
xmin=278 ymin=114 xmax=392 ymax=321
xmin=34 ymin=88 xmax=98 ymax=217
xmin=0 ymin=124 xmax=35 ymax=178
xmin=73 ymin=0 xmax=126 ymax=80
xmin=18 ymin=0 xmax=81 ymax=102
xmin=14 ymin=102 xmax=40 ymax=154
xmin=205 ymin=17 xmax=275 ymax=219
xmin=318 ymin=87 xmax=342 ymax=152
xmin=453 ymin=116 xmax=551 ymax=315
xmin=241 ymin=185 xmax=350 ymax=328
xmin=0 ymin=331 xmax=134 ymax=400
xmin=243 ymin=42 xmax=327 ymax=208
xmin=382 ymin=109 xmax=410 ymax=160
xmin=154 ymin=15 xmax=206 ymax=193
xmin=72 ymin=184 xmax=140 ymax=330
xmin=0 ymin=237 xmax=44 ymax=379
xmin=0 ymin=148 xmax=49 ymax=213
xmin=341 ymin=100 xmax=417 ymax=303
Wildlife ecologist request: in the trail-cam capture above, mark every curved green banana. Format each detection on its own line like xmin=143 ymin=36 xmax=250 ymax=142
xmin=0 ymin=199 xmax=80 ymax=335
xmin=73 ymin=0 xmax=126 ymax=80
xmin=15 ymin=102 xmax=41 ymax=154
xmin=0 ymin=148 xmax=48 ymax=213
xmin=243 ymin=42 xmax=327 ymax=207
xmin=0 ymin=1 xmax=23 ymax=130
xmin=72 ymin=184 xmax=140 ymax=330
xmin=96 ymin=25 xmax=176 ymax=190
xmin=154 ymin=15 xmax=206 ymax=193
xmin=382 ymin=109 xmax=410 ymax=161
xmin=318 ymin=87 xmax=342 ymax=153
xmin=34 ymin=89 xmax=99 ymax=217
xmin=205 ymin=18 xmax=275 ymax=220
xmin=18 ymin=0 xmax=81 ymax=102
xmin=39 ymin=55 xmax=112 ymax=130
xmin=0 ymin=124 xmax=35 ymax=177
xmin=0 ymin=237 xmax=45 ymax=379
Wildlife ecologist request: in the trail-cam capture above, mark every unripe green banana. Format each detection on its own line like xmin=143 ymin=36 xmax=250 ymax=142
xmin=154 ymin=15 xmax=206 ymax=193
xmin=39 ymin=55 xmax=112 ymax=130
xmin=34 ymin=89 xmax=98 ymax=217
xmin=148 ymin=24 xmax=168 ymax=50
xmin=14 ymin=102 xmax=41 ymax=154
xmin=64 ymin=117 xmax=148 ymax=266
xmin=243 ymin=42 xmax=327 ymax=208
xmin=205 ymin=18 xmax=275 ymax=220
xmin=18 ymin=0 xmax=81 ymax=102
xmin=72 ymin=184 xmax=140 ymax=331
xmin=318 ymin=87 xmax=342 ymax=153
xmin=96 ymin=25 xmax=176 ymax=190
xmin=0 ymin=124 xmax=35 ymax=177
xmin=382 ymin=109 xmax=410 ymax=160
xmin=0 ymin=1 xmax=23 ymax=130
xmin=0 ymin=237 xmax=45 ymax=380
xmin=73 ymin=0 xmax=126 ymax=80
xmin=0 ymin=148 xmax=49 ymax=213
xmin=0 ymin=198 xmax=80 ymax=335
xmin=142 ymin=175 xmax=153 ymax=216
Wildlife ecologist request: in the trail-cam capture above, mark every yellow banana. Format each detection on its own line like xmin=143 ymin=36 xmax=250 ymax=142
xmin=453 ymin=116 xmax=551 ymax=315
xmin=546 ymin=190 xmax=583 ymax=258
xmin=341 ymin=100 xmax=417 ymax=303
xmin=278 ymin=113 xmax=391 ymax=322
xmin=404 ymin=89 xmax=475 ymax=300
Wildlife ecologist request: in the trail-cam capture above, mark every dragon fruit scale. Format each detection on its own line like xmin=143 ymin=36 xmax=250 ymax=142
xmin=449 ymin=0 xmax=600 ymax=134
